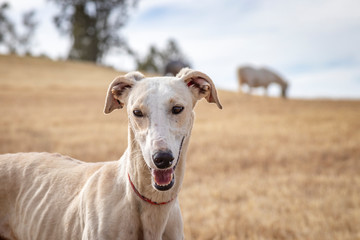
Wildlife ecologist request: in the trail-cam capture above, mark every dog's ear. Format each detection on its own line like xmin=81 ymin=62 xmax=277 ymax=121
xmin=104 ymin=71 xmax=144 ymax=114
xmin=177 ymin=68 xmax=222 ymax=109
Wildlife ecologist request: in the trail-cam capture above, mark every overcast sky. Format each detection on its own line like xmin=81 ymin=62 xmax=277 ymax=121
xmin=3 ymin=0 xmax=360 ymax=98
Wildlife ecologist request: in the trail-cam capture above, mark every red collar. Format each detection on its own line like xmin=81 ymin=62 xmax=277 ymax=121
xmin=128 ymin=173 xmax=176 ymax=205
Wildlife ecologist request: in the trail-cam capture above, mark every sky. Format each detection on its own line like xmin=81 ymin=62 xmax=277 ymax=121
xmin=3 ymin=0 xmax=360 ymax=98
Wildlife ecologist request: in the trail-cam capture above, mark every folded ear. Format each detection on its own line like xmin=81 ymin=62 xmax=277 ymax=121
xmin=104 ymin=71 xmax=144 ymax=114
xmin=177 ymin=68 xmax=222 ymax=109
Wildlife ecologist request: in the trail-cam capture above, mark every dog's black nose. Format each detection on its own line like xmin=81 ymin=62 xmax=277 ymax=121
xmin=153 ymin=151 xmax=174 ymax=169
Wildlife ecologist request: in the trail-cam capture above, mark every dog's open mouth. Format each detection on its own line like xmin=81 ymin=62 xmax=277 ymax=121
xmin=152 ymin=168 xmax=175 ymax=191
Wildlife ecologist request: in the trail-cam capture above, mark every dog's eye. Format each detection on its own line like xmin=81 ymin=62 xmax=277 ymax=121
xmin=172 ymin=106 xmax=184 ymax=115
xmin=133 ymin=109 xmax=144 ymax=117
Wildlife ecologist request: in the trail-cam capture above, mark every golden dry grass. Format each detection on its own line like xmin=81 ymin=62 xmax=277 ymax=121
xmin=1 ymin=54 xmax=360 ymax=239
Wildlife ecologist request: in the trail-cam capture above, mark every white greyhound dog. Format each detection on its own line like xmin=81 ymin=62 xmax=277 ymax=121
xmin=0 ymin=68 xmax=222 ymax=240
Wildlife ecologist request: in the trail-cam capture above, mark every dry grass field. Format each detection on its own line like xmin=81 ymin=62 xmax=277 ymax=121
xmin=1 ymin=54 xmax=360 ymax=239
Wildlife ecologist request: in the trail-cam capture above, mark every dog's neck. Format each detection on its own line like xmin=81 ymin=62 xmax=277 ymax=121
xmin=125 ymin=126 xmax=188 ymax=205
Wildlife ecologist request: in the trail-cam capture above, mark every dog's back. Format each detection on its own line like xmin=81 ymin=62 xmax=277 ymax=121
xmin=0 ymin=153 xmax=104 ymax=239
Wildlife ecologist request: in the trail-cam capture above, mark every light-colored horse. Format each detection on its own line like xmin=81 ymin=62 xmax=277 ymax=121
xmin=237 ymin=66 xmax=289 ymax=98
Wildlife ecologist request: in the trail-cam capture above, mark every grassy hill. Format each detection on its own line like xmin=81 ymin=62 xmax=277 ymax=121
xmin=1 ymin=54 xmax=360 ymax=239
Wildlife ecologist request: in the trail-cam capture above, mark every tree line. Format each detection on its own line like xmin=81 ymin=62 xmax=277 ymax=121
xmin=0 ymin=0 xmax=190 ymax=74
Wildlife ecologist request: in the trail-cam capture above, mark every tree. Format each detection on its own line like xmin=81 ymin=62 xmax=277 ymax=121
xmin=135 ymin=46 xmax=162 ymax=73
xmin=0 ymin=2 xmax=17 ymax=53
xmin=19 ymin=10 xmax=38 ymax=55
xmin=50 ymin=0 xmax=138 ymax=63
xmin=161 ymin=39 xmax=188 ymax=65
xmin=0 ymin=2 xmax=38 ymax=55
xmin=135 ymin=39 xmax=191 ymax=74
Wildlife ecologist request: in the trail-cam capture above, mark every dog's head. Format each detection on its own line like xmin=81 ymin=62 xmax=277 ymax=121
xmin=104 ymin=68 xmax=222 ymax=191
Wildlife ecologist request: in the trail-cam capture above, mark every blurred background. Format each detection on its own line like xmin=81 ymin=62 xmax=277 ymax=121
xmin=1 ymin=1 xmax=360 ymax=239
xmin=1 ymin=0 xmax=360 ymax=98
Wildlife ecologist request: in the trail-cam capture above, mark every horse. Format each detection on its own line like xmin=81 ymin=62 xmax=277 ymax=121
xmin=164 ymin=60 xmax=190 ymax=76
xmin=237 ymin=66 xmax=289 ymax=98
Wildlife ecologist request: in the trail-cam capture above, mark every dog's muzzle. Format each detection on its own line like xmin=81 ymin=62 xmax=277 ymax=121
xmin=151 ymin=137 xmax=185 ymax=191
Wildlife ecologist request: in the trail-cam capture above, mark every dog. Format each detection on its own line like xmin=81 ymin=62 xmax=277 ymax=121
xmin=0 ymin=68 xmax=222 ymax=240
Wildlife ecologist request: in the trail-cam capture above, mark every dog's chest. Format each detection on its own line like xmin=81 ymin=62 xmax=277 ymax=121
xmin=137 ymin=204 xmax=173 ymax=239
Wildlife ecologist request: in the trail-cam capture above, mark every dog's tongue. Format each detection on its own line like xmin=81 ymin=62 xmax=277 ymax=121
xmin=153 ymin=169 xmax=173 ymax=185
